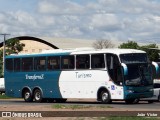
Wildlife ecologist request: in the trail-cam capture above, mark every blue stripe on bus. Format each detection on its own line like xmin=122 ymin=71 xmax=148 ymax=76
xmin=5 ymin=71 xmax=63 ymax=99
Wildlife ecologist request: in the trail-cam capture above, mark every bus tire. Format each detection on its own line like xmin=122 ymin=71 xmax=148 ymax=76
xmin=33 ymin=89 xmax=43 ymax=103
xmin=100 ymin=90 xmax=111 ymax=104
xmin=148 ymin=100 xmax=154 ymax=103
xmin=125 ymin=99 xmax=135 ymax=104
xmin=23 ymin=89 xmax=33 ymax=102
xmin=133 ymin=99 xmax=139 ymax=104
xmin=55 ymin=98 xmax=67 ymax=103
xmin=158 ymin=95 xmax=160 ymax=102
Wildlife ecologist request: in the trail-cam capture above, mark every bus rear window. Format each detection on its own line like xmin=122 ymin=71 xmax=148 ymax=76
xmin=6 ymin=59 xmax=13 ymax=71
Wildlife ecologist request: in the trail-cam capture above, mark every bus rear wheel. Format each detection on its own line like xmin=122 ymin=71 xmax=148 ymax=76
xmin=100 ymin=90 xmax=111 ymax=104
xmin=23 ymin=90 xmax=33 ymax=102
xmin=33 ymin=89 xmax=43 ymax=103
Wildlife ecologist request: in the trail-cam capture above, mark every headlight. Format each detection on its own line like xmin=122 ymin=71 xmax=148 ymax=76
xmin=126 ymin=90 xmax=134 ymax=93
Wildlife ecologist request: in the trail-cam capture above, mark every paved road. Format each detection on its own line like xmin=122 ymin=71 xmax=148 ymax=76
xmin=0 ymin=99 xmax=160 ymax=111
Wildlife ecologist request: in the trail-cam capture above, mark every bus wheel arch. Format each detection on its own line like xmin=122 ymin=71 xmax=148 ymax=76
xmin=33 ymin=87 xmax=43 ymax=103
xmin=97 ymin=87 xmax=112 ymax=104
xmin=22 ymin=87 xmax=33 ymax=102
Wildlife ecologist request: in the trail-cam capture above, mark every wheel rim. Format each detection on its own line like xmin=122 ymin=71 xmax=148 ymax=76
xmin=25 ymin=92 xmax=30 ymax=100
xmin=35 ymin=92 xmax=41 ymax=101
xmin=102 ymin=92 xmax=108 ymax=102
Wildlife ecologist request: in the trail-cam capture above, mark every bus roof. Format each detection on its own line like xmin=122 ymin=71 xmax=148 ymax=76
xmin=71 ymin=48 xmax=146 ymax=55
xmin=6 ymin=48 xmax=146 ymax=58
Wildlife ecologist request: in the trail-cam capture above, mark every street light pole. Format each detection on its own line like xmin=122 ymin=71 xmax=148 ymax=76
xmin=0 ymin=33 xmax=10 ymax=76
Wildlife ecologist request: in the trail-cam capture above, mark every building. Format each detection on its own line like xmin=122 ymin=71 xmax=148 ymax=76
xmin=19 ymin=36 xmax=96 ymax=54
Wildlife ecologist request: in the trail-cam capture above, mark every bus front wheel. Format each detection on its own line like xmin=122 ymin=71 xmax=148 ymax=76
xmin=100 ymin=90 xmax=111 ymax=104
xmin=125 ymin=99 xmax=136 ymax=104
xmin=33 ymin=89 xmax=43 ymax=103
xmin=23 ymin=90 xmax=33 ymax=102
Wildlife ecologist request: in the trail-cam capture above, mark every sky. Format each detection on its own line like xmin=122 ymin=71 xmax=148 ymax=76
xmin=0 ymin=0 xmax=160 ymax=43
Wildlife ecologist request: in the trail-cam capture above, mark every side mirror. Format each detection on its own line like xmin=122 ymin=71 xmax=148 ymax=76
xmin=152 ymin=62 xmax=159 ymax=74
xmin=121 ymin=63 xmax=128 ymax=76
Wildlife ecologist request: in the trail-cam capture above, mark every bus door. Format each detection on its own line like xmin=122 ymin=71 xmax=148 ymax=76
xmin=106 ymin=54 xmax=124 ymax=99
xmin=106 ymin=54 xmax=123 ymax=86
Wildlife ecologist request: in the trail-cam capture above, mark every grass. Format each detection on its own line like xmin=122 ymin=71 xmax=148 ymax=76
xmin=52 ymin=104 xmax=114 ymax=110
xmin=0 ymin=94 xmax=12 ymax=99
xmin=52 ymin=104 xmax=93 ymax=110
xmin=98 ymin=105 xmax=114 ymax=108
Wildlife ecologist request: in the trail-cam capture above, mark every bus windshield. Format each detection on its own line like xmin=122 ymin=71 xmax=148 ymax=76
xmin=124 ymin=63 xmax=152 ymax=86
xmin=120 ymin=53 xmax=148 ymax=64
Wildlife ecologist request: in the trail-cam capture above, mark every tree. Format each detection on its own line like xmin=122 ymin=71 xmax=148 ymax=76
xmin=0 ymin=38 xmax=25 ymax=77
xmin=118 ymin=41 xmax=139 ymax=49
xmin=139 ymin=44 xmax=159 ymax=62
xmin=92 ymin=39 xmax=115 ymax=49
xmin=5 ymin=38 xmax=25 ymax=55
xmin=118 ymin=41 xmax=159 ymax=62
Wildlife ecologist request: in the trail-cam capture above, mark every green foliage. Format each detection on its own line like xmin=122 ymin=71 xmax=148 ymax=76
xmin=139 ymin=44 xmax=159 ymax=62
xmin=118 ymin=41 xmax=139 ymax=49
xmin=119 ymin=41 xmax=160 ymax=62
xmin=0 ymin=38 xmax=25 ymax=77
xmin=0 ymin=94 xmax=12 ymax=99
xmin=5 ymin=38 xmax=25 ymax=55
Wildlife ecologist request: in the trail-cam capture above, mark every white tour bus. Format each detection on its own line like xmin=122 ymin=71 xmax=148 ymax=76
xmin=5 ymin=48 xmax=154 ymax=103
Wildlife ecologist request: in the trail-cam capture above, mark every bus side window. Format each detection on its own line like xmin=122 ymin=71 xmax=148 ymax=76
xmin=34 ymin=57 xmax=46 ymax=71
xmin=14 ymin=58 xmax=21 ymax=72
xmin=61 ymin=56 xmax=74 ymax=69
xmin=76 ymin=55 xmax=90 ymax=69
xmin=91 ymin=54 xmax=105 ymax=69
xmin=22 ymin=58 xmax=33 ymax=71
xmin=6 ymin=58 xmax=13 ymax=71
xmin=48 ymin=56 xmax=60 ymax=70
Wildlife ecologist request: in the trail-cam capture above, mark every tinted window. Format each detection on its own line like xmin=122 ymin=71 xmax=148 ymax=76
xmin=22 ymin=58 xmax=33 ymax=71
xmin=48 ymin=56 xmax=60 ymax=70
xmin=6 ymin=59 xmax=13 ymax=71
xmin=76 ymin=55 xmax=90 ymax=69
xmin=14 ymin=58 xmax=21 ymax=71
xmin=34 ymin=57 xmax=46 ymax=71
xmin=91 ymin=54 xmax=105 ymax=69
xmin=61 ymin=56 xmax=74 ymax=69
xmin=120 ymin=53 xmax=148 ymax=64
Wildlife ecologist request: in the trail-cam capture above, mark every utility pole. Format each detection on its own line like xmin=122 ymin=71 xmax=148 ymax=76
xmin=0 ymin=33 xmax=10 ymax=76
